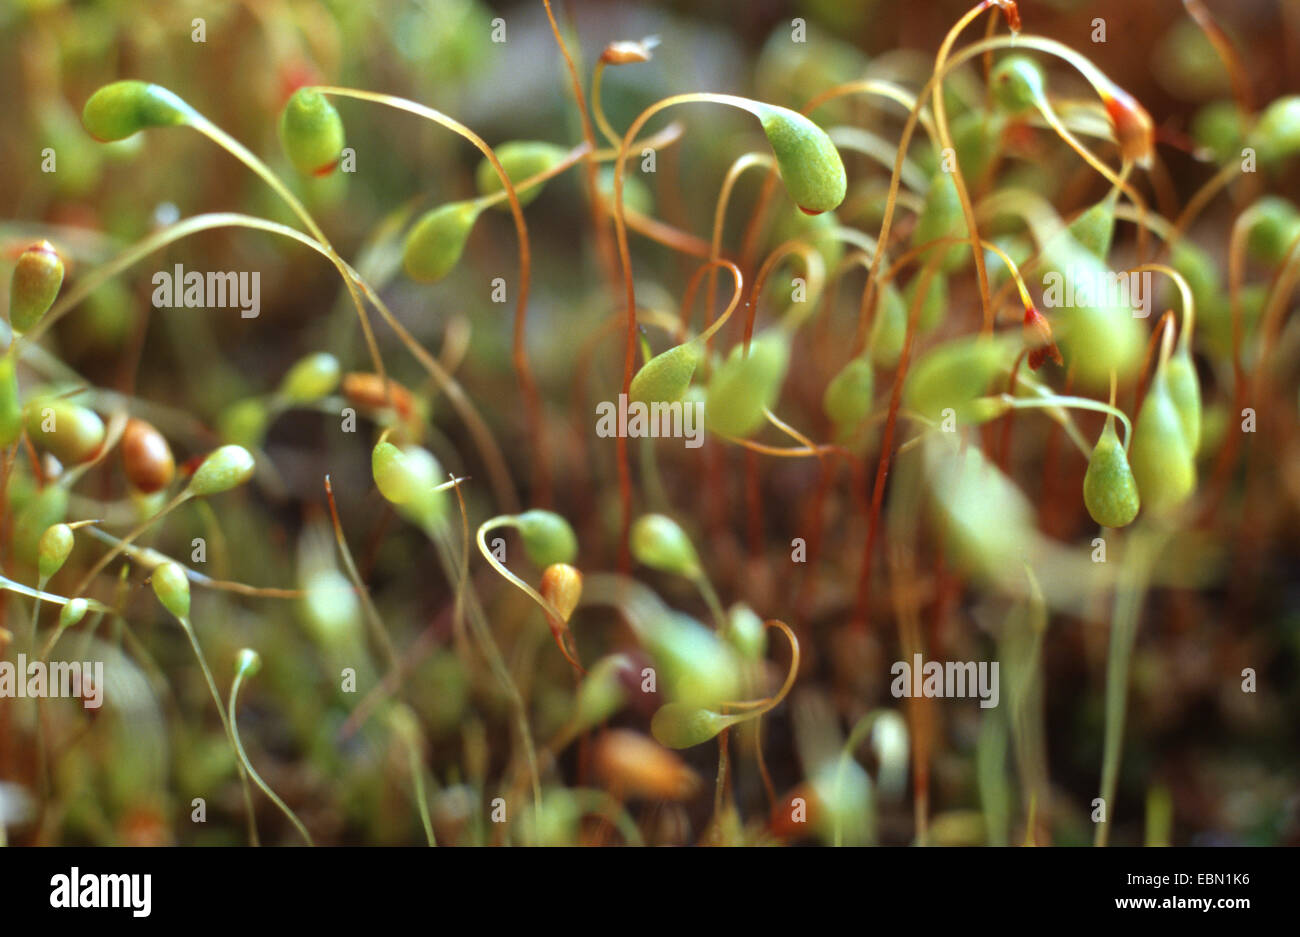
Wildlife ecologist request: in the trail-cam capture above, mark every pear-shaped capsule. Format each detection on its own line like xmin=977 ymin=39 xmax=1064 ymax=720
xmin=188 ymin=444 xmax=255 ymax=496
xmin=869 ymin=284 xmax=908 ymax=367
xmin=650 ymin=702 xmax=733 ymax=750
xmin=371 ymin=440 xmax=445 ymax=523
xmin=9 ymin=241 xmax=64 ymax=333
xmin=630 ymin=513 xmax=700 ymax=578
xmin=475 ymin=141 xmax=568 ymax=209
xmin=629 ymin=342 xmax=701 ymax=406
xmin=822 ymin=355 xmax=874 ymax=431
xmin=753 ymin=104 xmax=847 ymax=214
xmin=24 ymin=399 xmax=105 ymax=465
xmin=990 ymin=55 xmax=1046 ymax=113
xmin=38 ymin=523 xmax=75 ymax=581
xmin=1245 ymin=197 xmax=1300 ymax=266
xmin=403 ymin=201 xmax=482 ymax=283
xmin=1083 ymin=419 xmax=1139 ymax=528
xmin=151 ymin=561 xmax=191 ymax=620
xmin=1068 ymin=189 xmax=1120 ymax=259
xmin=912 ymin=171 xmax=970 ymax=272
xmin=1248 ymin=95 xmax=1300 ymax=167
xmin=82 ymin=81 xmax=193 ymax=141
xmin=904 ymin=334 xmax=1018 ymax=425
xmin=278 ymin=88 xmax=346 ymax=176
xmin=1130 ymin=369 xmax=1196 ymax=516
xmin=1164 ymin=343 xmax=1202 ymax=454
xmin=279 ymin=352 xmax=341 ymax=403
xmin=515 ymin=509 xmax=578 ymax=567
xmin=705 ymin=330 xmax=790 ymax=438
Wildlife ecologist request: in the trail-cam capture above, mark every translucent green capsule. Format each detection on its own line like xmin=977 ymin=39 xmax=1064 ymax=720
xmin=151 ymin=561 xmax=191 ymax=620
xmin=597 ymin=167 xmax=654 ymax=216
xmin=724 ymin=603 xmax=767 ymax=661
xmin=651 ymin=702 xmax=733 ymax=750
xmin=475 ymin=141 xmax=568 ymax=209
xmin=278 ymin=352 xmax=341 ymax=403
xmin=515 ymin=509 xmax=578 ymax=567
xmin=402 ymin=201 xmax=483 ymax=283
xmin=1068 ymin=189 xmax=1120 ymax=259
xmin=949 ymin=109 xmax=1006 ymax=184
xmin=1130 ymin=370 xmax=1196 ymax=516
xmin=24 ymin=399 xmax=105 ymax=465
xmin=869 ymin=284 xmax=908 ymax=367
xmin=371 ymin=441 xmax=445 ymax=524
xmin=1082 ymin=420 xmax=1140 ymax=528
xmin=1164 ymin=343 xmax=1202 ymax=454
xmin=645 ymin=612 xmax=742 ymax=707
xmin=570 ymin=654 xmax=632 ymax=735
xmin=38 ymin=523 xmax=75 ymax=581
xmin=1245 ymin=197 xmax=1300 ymax=266
xmin=235 ymin=648 xmax=263 ymax=678
xmin=629 ymin=342 xmax=701 ymax=406
xmin=904 ymin=334 xmax=1018 ymax=425
xmin=82 ymin=81 xmax=193 ymax=142
xmin=990 ymin=55 xmax=1047 ymax=113
xmin=188 ymin=444 xmax=255 ymax=496
xmin=1248 ymin=95 xmax=1300 ymax=167
xmin=58 ymin=598 xmax=89 ymax=630
xmin=15 ymin=485 xmax=68 ymax=567
xmin=912 ymin=171 xmax=970 ymax=272
xmin=753 ymin=104 xmax=847 ymax=214
xmin=1191 ymin=100 xmax=1245 ymax=164
xmin=9 ymin=241 xmax=64 ymax=333
xmin=278 ymin=88 xmax=345 ymax=176
xmin=0 ymin=355 xmax=21 ymax=448
xmin=630 ymin=513 xmax=700 ymax=577
xmin=704 ymin=330 xmax=790 ymax=438
xmin=822 ymin=355 xmax=874 ymax=431
xmin=218 ymin=397 xmax=270 ymax=450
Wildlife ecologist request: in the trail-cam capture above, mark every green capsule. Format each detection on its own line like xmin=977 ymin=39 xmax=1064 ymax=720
xmin=950 ymin=109 xmax=1006 ymax=184
xmin=371 ymin=441 xmax=445 ymax=524
xmin=1248 ymin=95 xmax=1300 ymax=167
xmin=754 ymin=104 xmax=847 ymax=214
xmin=1068 ymin=189 xmax=1120 ymax=259
xmin=1169 ymin=241 xmax=1221 ymax=313
xmin=630 ymin=513 xmax=700 ymax=578
xmin=822 ymin=355 xmax=874 ymax=431
xmin=188 ymin=444 xmax=255 ymax=496
xmin=990 ymin=55 xmax=1047 ymax=113
xmin=82 ymin=81 xmax=193 ymax=142
xmin=151 ymin=561 xmax=191 ymax=620
xmin=9 ymin=241 xmax=65 ymax=333
xmin=1245 ymin=197 xmax=1300 ymax=266
xmin=25 ymin=399 xmax=105 ymax=465
xmin=705 ymin=330 xmax=790 ymax=438
xmin=1164 ymin=342 xmax=1202 ymax=454
xmin=15 ymin=485 xmax=68 ymax=567
xmin=38 ymin=523 xmax=75 ymax=581
xmin=515 ymin=509 xmax=578 ymax=567
xmin=218 ymin=397 xmax=270 ymax=450
xmin=913 ymin=171 xmax=970 ymax=272
xmin=1082 ymin=419 xmax=1140 ymax=528
xmin=1191 ymin=100 xmax=1245 ymax=164
xmin=629 ymin=342 xmax=701 ymax=406
xmin=651 ymin=702 xmax=733 ymax=750
xmin=475 ymin=141 xmax=568 ymax=209
xmin=597 ymin=167 xmax=654 ymax=216
xmin=644 ymin=612 xmax=742 ymax=707
xmin=1039 ymin=235 xmax=1144 ymax=389
xmin=0 ymin=355 xmax=21 ymax=448
xmin=869 ymin=284 xmax=908 ymax=367
xmin=904 ymin=334 xmax=1018 ymax=425
xmin=278 ymin=352 xmax=341 ymax=403
xmin=58 ymin=597 xmax=89 ymax=630
xmin=402 ymin=201 xmax=483 ymax=283
xmin=235 ymin=648 xmax=263 ymax=678
xmin=1130 ymin=369 xmax=1196 ymax=516
xmin=570 ymin=654 xmax=632 ymax=734
xmin=724 ymin=603 xmax=767 ymax=661
xmin=278 ymin=88 xmax=346 ymax=176
xmin=906 ymin=269 xmax=949 ymax=335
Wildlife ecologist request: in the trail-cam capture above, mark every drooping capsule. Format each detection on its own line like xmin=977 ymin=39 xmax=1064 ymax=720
xmin=1082 ymin=419 xmax=1140 ymax=528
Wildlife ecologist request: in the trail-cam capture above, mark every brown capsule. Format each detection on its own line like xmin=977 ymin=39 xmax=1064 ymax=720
xmin=1102 ymin=84 xmax=1155 ymax=169
xmin=342 ymin=372 xmax=414 ymax=420
xmin=591 ymin=730 xmax=699 ymax=801
xmin=600 ymin=37 xmax=658 ymax=65
xmin=540 ymin=563 xmax=582 ymax=625
xmin=121 ymin=418 xmax=175 ymax=493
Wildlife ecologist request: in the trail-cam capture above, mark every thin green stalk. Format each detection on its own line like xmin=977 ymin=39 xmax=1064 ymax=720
xmin=229 ymin=669 xmax=312 ymax=846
